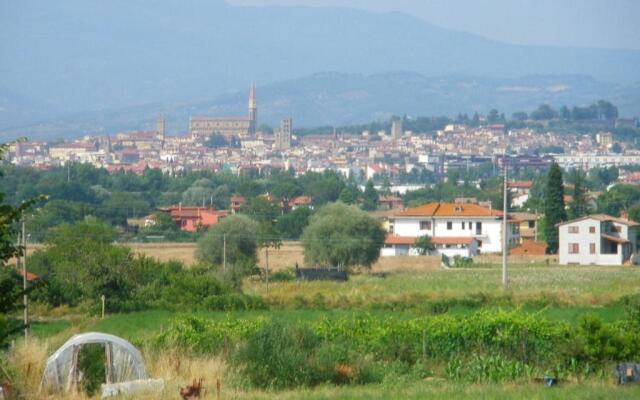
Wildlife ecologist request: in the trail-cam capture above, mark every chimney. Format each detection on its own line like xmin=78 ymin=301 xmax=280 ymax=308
xmin=179 ymin=202 xmax=182 ymax=211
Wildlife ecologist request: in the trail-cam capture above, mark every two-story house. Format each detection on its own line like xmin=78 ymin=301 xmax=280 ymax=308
xmin=557 ymin=214 xmax=638 ymax=265
xmin=382 ymin=202 xmax=519 ymax=258
xmin=157 ymin=205 xmax=228 ymax=232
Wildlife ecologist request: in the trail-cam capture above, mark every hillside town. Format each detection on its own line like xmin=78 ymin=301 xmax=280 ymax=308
xmin=7 ymin=87 xmax=640 ymax=183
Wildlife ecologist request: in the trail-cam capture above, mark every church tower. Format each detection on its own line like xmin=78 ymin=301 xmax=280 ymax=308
xmin=248 ymin=83 xmax=257 ymax=135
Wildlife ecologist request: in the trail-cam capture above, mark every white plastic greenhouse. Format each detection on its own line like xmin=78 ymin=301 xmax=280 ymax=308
xmin=41 ymin=332 xmax=163 ymax=398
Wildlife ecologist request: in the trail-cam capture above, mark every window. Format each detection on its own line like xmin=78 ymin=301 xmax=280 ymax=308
xmin=612 ymin=226 xmax=622 ymax=233
xmin=468 ymin=221 xmax=473 ymax=230
xmin=569 ymin=243 xmax=580 ymax=254
xmin=462 ymin=222 xmax=466 ymax=229
xmin=528 ymin=221 xmax=535 ymax=229
xmin=590 ymin=243 xmax=596 ymax=254
xmin=477 ymin=240 xmax=483 ymax=248
xmin=568 ymin=226 xmax=579 ymax=234
xmin=420 ymin=221 xmax=431 ymax=230
xmin=475 ymin=222 xmax=482 ymax=235
xmin=447 ymin=221 xmax=452 ymax=230
xmin=589 ymin=226 xmax=596 ymax=234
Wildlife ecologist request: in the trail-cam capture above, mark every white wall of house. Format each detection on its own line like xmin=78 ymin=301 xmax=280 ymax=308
xmin=391 ymin=217 xmax=514 ymax=254
xmin=558 ymin=218 xmax=636 ymax=265
xmin=381 ymin=242 xmax=477 ymax=258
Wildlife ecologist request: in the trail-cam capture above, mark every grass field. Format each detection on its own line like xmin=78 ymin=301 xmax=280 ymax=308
xmin=10 ymin=244 xmax=640 ymax=399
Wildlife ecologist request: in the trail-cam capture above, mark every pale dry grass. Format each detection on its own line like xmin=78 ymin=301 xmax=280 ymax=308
xmin=125 ymin=241 xmax=445 ymax=273
xmin=27 ymin=241 xmax=558 ymax=273
xmin=127 ymin=242 xmax=199 ymax=266
xmin=6 ymin=337 xmax=240 ymax=400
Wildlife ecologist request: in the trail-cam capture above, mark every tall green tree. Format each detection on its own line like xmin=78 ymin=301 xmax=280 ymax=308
xmin=543 ymin=162 xmax=567 ymax=254
xmin=302 ymin=203 xmax=385 ymax=269
xmin=362 ymin=180 xmax=379 ymax=211
xmin=338 ymin=179 xmax=361 ymax=205
xmin=196 ymin=215 xmax=258 ymax=271
xmin=0 ymin=141 xmax=43 ymax=347
xmin=568 ymin=170 xmax=589 ymax=219
xmin=275 ymin=207 xmax=313 ymax=240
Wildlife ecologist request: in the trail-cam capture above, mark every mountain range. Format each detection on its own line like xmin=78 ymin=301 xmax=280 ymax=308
xmin=1 ymin=0 xmax=640 ymax=138
xmin=3 ymin=73 xmax=639 ymax=140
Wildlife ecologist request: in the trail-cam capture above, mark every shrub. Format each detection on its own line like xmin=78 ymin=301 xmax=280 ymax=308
xmin=269 ymin=269 xmax=295 ymax=282
xmin=233 ymin=321 xmax=320 ymax=389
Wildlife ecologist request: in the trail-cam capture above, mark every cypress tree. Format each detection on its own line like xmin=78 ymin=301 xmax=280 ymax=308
xmin=544 ymin=162 xmax=567 ymax=254
xmin=568 ymin=170 xmax=589 ymax=219
xmin=362 ymin=180 xmax=379 ymax=211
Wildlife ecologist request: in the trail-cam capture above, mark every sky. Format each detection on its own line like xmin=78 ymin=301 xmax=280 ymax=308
xmin=229 ymin=0 xmax=640 ymax=50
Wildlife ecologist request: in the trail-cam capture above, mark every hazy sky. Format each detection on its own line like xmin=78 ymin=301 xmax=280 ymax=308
xmin=230 ymin=0 xmax=640 ymax=50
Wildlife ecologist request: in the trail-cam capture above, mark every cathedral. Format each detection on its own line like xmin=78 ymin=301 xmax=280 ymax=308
xmin=189 ymin=84 xmax=257 ymax=139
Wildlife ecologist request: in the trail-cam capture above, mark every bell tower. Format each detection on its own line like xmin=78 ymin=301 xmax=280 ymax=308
xmin=248 ymin=83 xmax=257 ymax=135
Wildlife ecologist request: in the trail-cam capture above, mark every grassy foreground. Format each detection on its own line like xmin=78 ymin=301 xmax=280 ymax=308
xmin=9 ymin=337 xmax=640 ymax=400
xmin=8 ymin=262 xmax=640 ymax=399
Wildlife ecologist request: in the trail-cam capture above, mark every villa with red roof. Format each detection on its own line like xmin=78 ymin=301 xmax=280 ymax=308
xmin=382 ymin=202 xmax=519 ymax=258
xmin=157 ymin=205 xmax=228 ymax=232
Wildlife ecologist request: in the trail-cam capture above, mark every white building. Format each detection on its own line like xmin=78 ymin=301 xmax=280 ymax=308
xmin=557 ymin=214 xmax=638 ymax=265
xmin=382 ymin=202 xmax=519 ymax=258
xmin=554 ymin=154 xmax=640 ymax=170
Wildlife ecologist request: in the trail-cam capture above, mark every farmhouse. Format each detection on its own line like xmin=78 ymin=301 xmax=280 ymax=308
xmin=157 ymin=205 xmax=228 ymax=232
xmin=557 ymin=214 xmax=639 ymax=265
xmin=382 ymin=202 xmax=519 ymax=258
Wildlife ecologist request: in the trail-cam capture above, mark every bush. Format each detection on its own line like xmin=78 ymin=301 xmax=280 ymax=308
xmin=233 ymin=321 xmax=320 ymax=389
xmin=269 ymin=269 xmax=295 ymax=282
xmin=233 ymin=322 xmax=384 ymax=389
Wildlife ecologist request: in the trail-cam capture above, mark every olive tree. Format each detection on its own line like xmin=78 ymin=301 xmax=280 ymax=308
xmin=197 ymin=215 xmax=258 ymax=270
xmin=301 ymin=202 xmax=385 ymax=269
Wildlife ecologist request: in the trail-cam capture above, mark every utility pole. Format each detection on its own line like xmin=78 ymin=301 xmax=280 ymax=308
xmin=502 ymin=153 xmax=509 ymax=289
xmin=222 ymin=234 xmax=226 ymax=273
xmin=22 ymin=217 xmax=29 ymax=338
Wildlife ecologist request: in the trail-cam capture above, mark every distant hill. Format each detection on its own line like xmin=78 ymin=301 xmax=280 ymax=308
xmin=3 ymin=73 xmax=639 ymax=140
xmin=1 ymin=0 xmax=640 ymax=129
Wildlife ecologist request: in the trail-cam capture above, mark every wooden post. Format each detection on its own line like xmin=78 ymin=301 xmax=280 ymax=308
xmin=101 ymin=295 xmax=106 ymax=319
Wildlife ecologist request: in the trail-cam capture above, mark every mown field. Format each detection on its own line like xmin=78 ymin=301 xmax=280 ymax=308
xmin=10 ymin=244 xmax=640 ymax=399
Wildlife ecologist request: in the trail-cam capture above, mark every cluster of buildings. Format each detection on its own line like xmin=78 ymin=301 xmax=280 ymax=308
xmin=379 ymin=198 xmax=638 ymax=266
xmin=7 ymin=85 xmax=640 ymax=182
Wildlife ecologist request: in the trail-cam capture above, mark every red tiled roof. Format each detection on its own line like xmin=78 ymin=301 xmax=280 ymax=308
xmin=395 ymin=203 xmax=440 ymax=217
xmin=384 ymin=236 xmax=416 ymax=245
xmin=396 ymin=202 xmax=501 ymax=218
xmin=508 ymin=181 xmax=533 ymax=189
xmin=431 ymin=237 xmax=475 ymax=245
xmin=379 ymin=195 xmax=402 ymax=202
xmin=16 ymin=269 xmax=40 ymax=282
xmin=292 ymin=196 xmax=312 ymax=205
